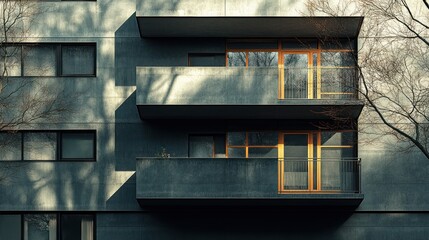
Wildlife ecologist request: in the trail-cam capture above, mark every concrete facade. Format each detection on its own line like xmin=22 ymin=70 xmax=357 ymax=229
xmin=1 ymin=0 xmax=429 ymax=239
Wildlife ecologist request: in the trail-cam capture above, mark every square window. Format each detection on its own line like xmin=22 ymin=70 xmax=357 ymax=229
xmin=0 ymin=215 xmax=21 ymax=240
xmin=0 ymin=46 xmax=22 ymax=76
xmin=24 ymin=214 xmax=57 ymax=240
xmin=23 ymin=45 xmax=56 ymax=76
xmin=61 ymin=132 xmax=95 ymax=160
xmin=60 ymin=214 xmax=94 ymax=240
xmin=24 ymin=132 xmax=57 ymax=161
xmin=61 ymin=45 xmax=95 ymax=76
xmin=0 ymin=132 xmax=22 ymax=160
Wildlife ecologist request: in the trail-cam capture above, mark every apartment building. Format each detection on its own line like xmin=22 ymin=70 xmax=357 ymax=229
xmin=0 ymin=0 xmax=428 ymax=239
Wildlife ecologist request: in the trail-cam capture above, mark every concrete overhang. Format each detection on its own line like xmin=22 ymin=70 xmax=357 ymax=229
xmin=137 ymin=103 xmax=364 ymax=120
xmin=136 ymin=16 xmax=364 ymax=38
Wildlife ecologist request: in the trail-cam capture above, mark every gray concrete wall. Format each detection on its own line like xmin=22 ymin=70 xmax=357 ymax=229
xmin=137 ymin=157 xmax=278 ymax=198
xmin=136 ymin=67 xmax=279 ymax=105
xmin=0 ymin=0 xmax=428 ymax=239
xmin=97 ymin=212 xmax=429 ymax=240
xmin=136 ymin=0 xmax=309 ymax=17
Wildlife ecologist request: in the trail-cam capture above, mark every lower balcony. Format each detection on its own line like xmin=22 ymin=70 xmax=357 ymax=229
xmin=136 ymin=157 xmax=363 ymax=208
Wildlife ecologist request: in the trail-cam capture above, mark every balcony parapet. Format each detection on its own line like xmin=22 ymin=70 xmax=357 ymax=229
xmin=136 ymin=67 xmax=363 ymax=119
xmin=136 ymin=157 xmax=363 ymax=207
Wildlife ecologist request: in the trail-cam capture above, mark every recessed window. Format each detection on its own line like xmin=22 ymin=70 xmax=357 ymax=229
xmin=1 ymin=43 xmax=96 ymax=77
xmin=23 ymin=132 xmax=57 ymax=161
xmin=24 ymin=214 xmax=57 ymax=240
xmin=189 ymin=134 xmax=226 ymax=158
xmin=0 ymin=214 xmax=94 ymax=240
xmin=23 ymin=45 xmax=56 ymax=76
xmin=188 ymin=53 xmax=225 ymax=66
xmin=60 ymin=214 xmax=94 ymax=240
xmin=227 ymin=131 xmax=278 ymax=158
xmin=61 ymin=132 xmax=95 ymax=160
xmin=0 ymin=130 xmax=96 ymax=161
xmin=0 ymin=46 xmax=22 ymax=76
xmin=61 ymin=45 xmax=96 ymax=76
xmin=0 ymin=215 xmax=21 ymax=240
xmin=0 ymin=132 xmax=22 ymax=161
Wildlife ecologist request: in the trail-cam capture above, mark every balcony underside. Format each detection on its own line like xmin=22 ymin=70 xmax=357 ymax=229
xmin=137 ymin=17 xmax=363 ymax=38
xmin=137 ymin=196 xmax=364 ymax=209
xmin=137 ymin=103 xmax=363 ymax=120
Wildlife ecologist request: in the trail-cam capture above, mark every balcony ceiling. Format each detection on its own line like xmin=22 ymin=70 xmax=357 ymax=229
xmin=137 ymin=103 xmax=364 ymax=120
xmin=136 ymin=16 xmax=364 ymax=38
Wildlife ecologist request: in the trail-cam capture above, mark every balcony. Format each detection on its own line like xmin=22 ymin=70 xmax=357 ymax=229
xmin=136 ymin=67 xmax=364 ymax=119
xmin=136 ymin=1 xmax=363 ymax=38
xmin=136 ymin=157 xmax=363 ymax=207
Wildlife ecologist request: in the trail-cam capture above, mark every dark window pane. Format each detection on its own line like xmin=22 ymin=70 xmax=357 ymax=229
xmin=321 ymin=132 xmax=354 ymax=146
xmin=227 ymin=52 xmax=246 ymax=67
xmin=227 ymin=132 xmax=246 ymax=146
xmin=248 ymin=52 xmax=278 ymax=67
xmin=320 ymin=38 xmax=356 ymax=50
xmin=62 ymin=45 xmax=95 ymax=75
xmin=248 ymin=147 xmax=277 ymax=158
xmin=61 ymin=214 xmax=93 ymax=240
xmin=213 ymin=135 xmax=226 ymax=158
xmin=284 ymin=134 xmax=308 ymax=159
xmin=61 ymin=132 xmax=95 ymax=159
xmin=189 ymin=136 xmax=213 ymax=158
xmin=227 ymin=148 xmax=245 ymax=158
xmin=0 ymin=46 xmax=21 ymax=76
xmin=0 ymin=215 xmax=21 ymax=240
xmin=0 ymin=132 xmax=22 ymax=160
xmin=188 ymin=53 xmax=225 ymax=66
xmin=321 ymin=52 xmax=355 ymax=66
xmin=227 ymin=40 xmax=277 ymax=49
xmin=282 ymin=39 xmax=318 ymax=49
xmin=24 ymin=132 xmax=57 ymax=160
xmin=23 ymin=45 xmax=56 ymax=76
xmin=24 ymin=214 xmax=57 ymax=240
xmin=248 ymin=132 xmax=277 ymax=146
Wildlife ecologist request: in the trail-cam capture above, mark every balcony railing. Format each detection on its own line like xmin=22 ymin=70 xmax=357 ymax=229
xmin=283 ymin=67 xmax=358 ymax=100
xmin=280 ymin=158 xmax=361 ymax=193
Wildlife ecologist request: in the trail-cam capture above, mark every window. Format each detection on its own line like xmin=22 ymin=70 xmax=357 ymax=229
xmin=61 ymin=45 xmax=96 ymax=76
xmin=0 ymin=131 xmax=96 ymax=161
xmin=225 ymin=38 xmax=358 ymax=99
xmin=227 ymin=131 xmax=278 ymax=158
xmin=0 ymin=214 xmax=94 ymax=240
xmin=0 ymin=215 xmax=21 ymax=240
xmin=24 ymin=132 xmax=57 ymax=161
xmin=1 ymin=43 xmax=96 ymax=77
xmin=279 ymin=131 xmax=358 ymax=192
xmin=189 ymin=134 xmax=226 ymax=158
xmin=61 ymin=132 xmax=95 ymax=160
xmin=188 ymin=53 xmax=225 ymax=66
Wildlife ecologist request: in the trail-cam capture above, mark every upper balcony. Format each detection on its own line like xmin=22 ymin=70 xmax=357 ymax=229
xmin=136 ymin=157 xmax=363 ymax=208
xmin=136 ymin=66 xmax=363 ymax=119
xmin=136 ymin=1 xmax=363 ymax=38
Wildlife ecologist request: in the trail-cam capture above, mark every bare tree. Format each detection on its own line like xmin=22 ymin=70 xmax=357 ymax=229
xmin=307 ymin=0 xmax=429 ymax=159
xmin=0 ymin=1 xmax=75 ymax=178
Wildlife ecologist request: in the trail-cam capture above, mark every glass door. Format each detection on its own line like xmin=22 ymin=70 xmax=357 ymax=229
xmin=279 ymin=133 xmax=314 ymax=191
xmin=282 ymin=53 xmax=311 ymax=99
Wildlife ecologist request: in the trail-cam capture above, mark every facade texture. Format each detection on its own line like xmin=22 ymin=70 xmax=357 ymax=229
xmin=0 ymin=0 xmax=428 ymax=239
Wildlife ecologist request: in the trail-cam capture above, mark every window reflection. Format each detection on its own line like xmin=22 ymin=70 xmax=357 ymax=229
xmin=248 ymin=52 xmax=278 ymax=67
xmin=227 ymin=52 xmax=246 ymax=67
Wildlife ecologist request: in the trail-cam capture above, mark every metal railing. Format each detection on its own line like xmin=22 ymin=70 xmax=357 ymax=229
xmin=283 ymin=67 xmax=358 ymax=100
xmin=279 ymin=158 xmax=361 ymax=193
